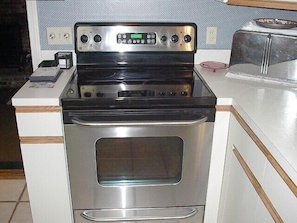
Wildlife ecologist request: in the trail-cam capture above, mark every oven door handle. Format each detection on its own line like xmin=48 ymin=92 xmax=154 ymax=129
xmin=71 ymin=116 xmax=207 ymax=127
xmin=81 ymin=207 xmax=198 ymax=222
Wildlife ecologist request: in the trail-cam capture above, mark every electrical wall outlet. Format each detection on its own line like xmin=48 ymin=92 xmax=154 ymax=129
xmin=47 ymin=27 xmax=72 ymax=45
xmin=206 ymin=27 xmax=217 ymax=45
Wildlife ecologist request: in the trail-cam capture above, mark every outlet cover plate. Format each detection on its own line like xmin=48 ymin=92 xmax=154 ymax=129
xmin=47 ymin=27 xmax=72 ymax=45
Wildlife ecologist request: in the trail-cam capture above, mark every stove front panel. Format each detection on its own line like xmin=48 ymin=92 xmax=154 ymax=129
xmin=75 ymin=22 xmax=197 ymax=53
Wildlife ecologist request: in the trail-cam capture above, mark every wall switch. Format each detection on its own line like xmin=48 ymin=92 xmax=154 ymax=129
xmin=206 ymin=27 xmax=217 ymax=45
xmin=47 ymin=27 xmax=72 ymax=45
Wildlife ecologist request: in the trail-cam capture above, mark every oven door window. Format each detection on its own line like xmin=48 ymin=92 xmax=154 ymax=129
xmin=96 ymin=137 xmax=183 ymax=186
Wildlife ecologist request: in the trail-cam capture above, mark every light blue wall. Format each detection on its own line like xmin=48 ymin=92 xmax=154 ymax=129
xmin=37 ymin=0 xmax=297 ymax=50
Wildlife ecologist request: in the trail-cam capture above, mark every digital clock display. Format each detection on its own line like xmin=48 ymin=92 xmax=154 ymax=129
xmin=131 ymin=34 xmax=143 ymax=39
xmin=118 ymin=90 xmax=155 ymax=97
xmin=117 ymin=33 xmax=156 ymax=44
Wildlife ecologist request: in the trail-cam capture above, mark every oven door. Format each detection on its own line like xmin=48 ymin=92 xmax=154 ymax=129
xmin=64 ymin=109 xmax=213 ymax=222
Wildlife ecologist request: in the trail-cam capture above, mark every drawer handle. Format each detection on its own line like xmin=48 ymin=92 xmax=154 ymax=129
xmin=81 ymin=207 xmax=198 ymax=222
xmin=71 ymin=116 xmax=207 ymax=127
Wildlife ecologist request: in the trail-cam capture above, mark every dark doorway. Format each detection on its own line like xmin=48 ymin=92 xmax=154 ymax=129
xmin=0 ymin=24 xmax=23 ymax=68
xmin=0 ymin=0 xmax=31 ymax=71
xmin=0 ymin=0 xmax=31 ymax=170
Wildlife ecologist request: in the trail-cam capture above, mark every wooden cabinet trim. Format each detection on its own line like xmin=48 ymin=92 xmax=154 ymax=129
xmin=227 ymin=0 xmax=297 ymax=11
xmin=216 ymin=105 xmax=232 ymax=112
xmin=233 ymin=147 xmax=284 ymax=222
xmin=20 ymin=136 xmax=64 ymax=144
xmin=229 ymin=106 xmax=297 ymax=197
xmin=15 ymin=106 xmax=61 ymax=113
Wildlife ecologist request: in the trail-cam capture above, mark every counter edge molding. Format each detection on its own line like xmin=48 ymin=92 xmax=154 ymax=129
xmin=15 ymin=106 xmax=61 ymax=113
xmin=19 ymin=136 xmax=64 ymax=144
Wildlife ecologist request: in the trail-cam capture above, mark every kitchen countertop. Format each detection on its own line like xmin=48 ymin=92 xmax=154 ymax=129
xmin=196 ymin=65 xmax=297 ymax=184
xmin=12 ymin=67 xmax=76 ymax=106
xmin=12 ymin=65 xmax=297 ymax=184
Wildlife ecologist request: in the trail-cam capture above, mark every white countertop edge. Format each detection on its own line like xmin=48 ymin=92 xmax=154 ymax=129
xmin=216 ymin=98 xmax=233 ymax=105
xmin=12 ymin=97 xmax=61 ymax=107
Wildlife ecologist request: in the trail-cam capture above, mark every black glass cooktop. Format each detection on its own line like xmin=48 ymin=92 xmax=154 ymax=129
xmin=61 ymin=67 xmax=216 ymax=109
xmin=61 ymin=67 xmax=217 ymax=124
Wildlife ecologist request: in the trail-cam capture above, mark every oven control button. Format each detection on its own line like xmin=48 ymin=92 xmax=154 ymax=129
xmin=84 ymin=92 xmax=92 ymax=98
xmin=80 ymin=34 xmax=88 ymax=43
xmin=184 ymin=35 xmax=192 ymax=43
xmin=160 ymin=35 xmax=167 ymax=42
xmin=169 ymin=91 xmax=176 ymax=96
xmin=181 ymin=91 xmax=188 ymax=96
xmin=171 ymin=34 xmax=179 ymax=43
xmin=94 ymin=34 xmax=102 ymax=43
xmin=96 ymin=92 xmax=104 ymax=97
xmin=159 ymin=91 xmax=165 ymax=96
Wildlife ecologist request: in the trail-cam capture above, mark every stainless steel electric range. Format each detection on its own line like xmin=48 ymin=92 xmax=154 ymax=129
xmin=62 ymin=22 xmax=216 ymax=223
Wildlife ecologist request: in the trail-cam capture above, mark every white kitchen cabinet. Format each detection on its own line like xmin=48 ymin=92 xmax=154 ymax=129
xmin=21 ymin=143 xmax=73 ymax=223
xmin=262 ymin=160 xmax=297 ymax=222
xmin=219 ymin=114 xmax=272 ymax=222
xmin=218 ymin=113 xmax=277 ymax=222
xmin=15 ymin=111 xmax=63 ymax=136
xmin=220 ymin=146 xmax=273 ymax=222
xmin=13 ymin=106 xmax=73 ymax=223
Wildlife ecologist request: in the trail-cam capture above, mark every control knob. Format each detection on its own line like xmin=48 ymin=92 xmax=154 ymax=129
xmin=94 ymin=34 xmax=102 ymax=43
xmin=181 ymin=91 xmax=188 ymax=96
xmin=96 ymin=92 xmax=104 ymax=97
xmin=160 ymin=35 xmax=167 ymax=42
xmin=171 ymin=34 xmax=179 ymax=43
xmin=184 ymin=35 xmax=192 ymax=43
xmin=84 ymin=92 xmax=92 ymax=98
xmin=80 ymin=34 xmax=88 ymax=43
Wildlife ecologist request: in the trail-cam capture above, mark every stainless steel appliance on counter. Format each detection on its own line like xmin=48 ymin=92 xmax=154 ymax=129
xmin=229 ymin=30 xmax=297 ymax=83
xmin=61 ymin=22 xmax=217 ymax=223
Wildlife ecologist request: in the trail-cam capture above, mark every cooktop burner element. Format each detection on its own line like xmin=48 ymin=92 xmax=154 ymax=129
xmin=77 ymin=67 xmax=195 ymax=99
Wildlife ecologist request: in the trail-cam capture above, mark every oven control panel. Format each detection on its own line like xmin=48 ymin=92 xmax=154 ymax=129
xmin=79 ymin=84 xmax=192 ymax=99
xmin=75 ymin=22 xmax=196 ymax=52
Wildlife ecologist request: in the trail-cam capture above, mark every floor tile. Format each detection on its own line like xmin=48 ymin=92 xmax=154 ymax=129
xmin=0 ymin=203 xmax=15 ymax=223
xmin=0 ymin=180 xmax=26 ymax=201
xmin=10 ymin=203 xmax=33 ymax=223
xmin=20 ymin=186 xmax=29 ymax=202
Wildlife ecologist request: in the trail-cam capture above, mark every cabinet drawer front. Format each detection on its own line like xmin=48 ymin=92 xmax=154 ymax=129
xmin=16 ymin=112 xmax=63 ymax=136
xmin=20 ymin=144 xmax=72 ymax=223
xmin=224 ymin=149 xmax=260 ymax=222
xmin=229 ymin=115 xmax=267 ymax=184
xmin=262 ymin=162 xmax=297 ymax=222
xmin=233 ymin=148 xmax=282 ymax=222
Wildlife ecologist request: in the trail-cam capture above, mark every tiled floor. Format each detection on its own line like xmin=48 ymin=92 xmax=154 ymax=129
xmin=0 ymin=178 xmax=33 ymax=223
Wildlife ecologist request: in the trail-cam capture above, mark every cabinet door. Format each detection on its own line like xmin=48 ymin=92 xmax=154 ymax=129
xmin=262 ymin=161 xmax=297 ymax=222
xmin=220 ymin=147 xmax=264 ymax=222
xmin=219 ymin=115 xmax=274 ymax=222
xmin=21 ymin=144 xmax=73 ymax=223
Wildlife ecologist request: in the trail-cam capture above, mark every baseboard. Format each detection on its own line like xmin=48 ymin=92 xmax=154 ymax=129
xmin=0 ymin=169 xmax=25 ymax=179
